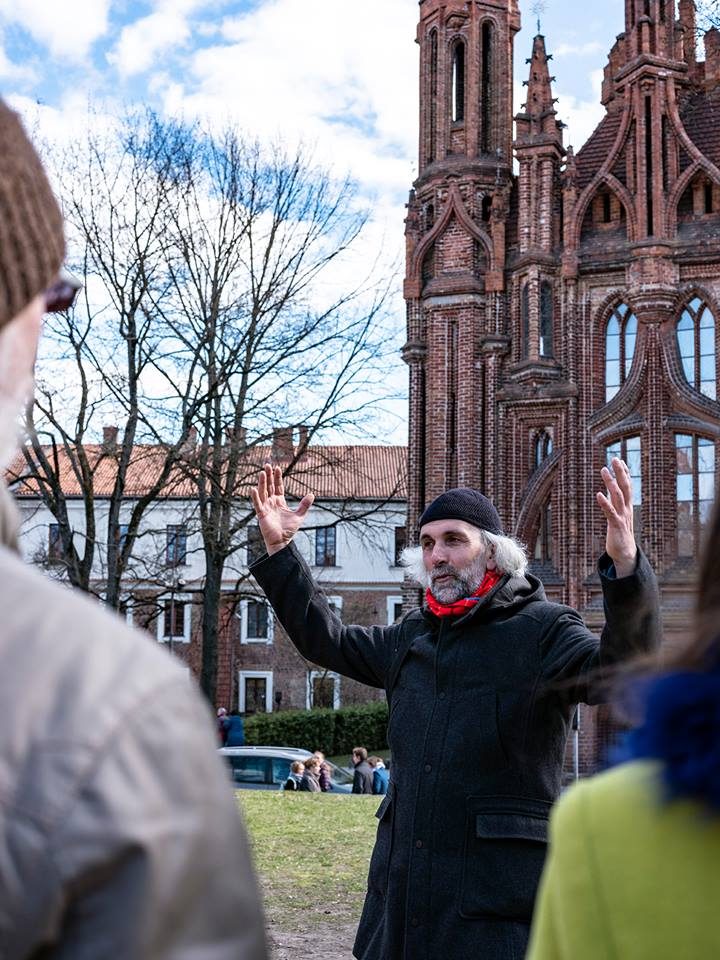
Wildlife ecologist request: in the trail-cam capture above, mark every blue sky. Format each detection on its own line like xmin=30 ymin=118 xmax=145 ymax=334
xmin=0 ymin=0 xmax=635 ymax=442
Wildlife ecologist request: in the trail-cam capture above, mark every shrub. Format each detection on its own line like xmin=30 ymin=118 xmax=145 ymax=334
xmin=244 ymin=701 xmax=389 ymax=755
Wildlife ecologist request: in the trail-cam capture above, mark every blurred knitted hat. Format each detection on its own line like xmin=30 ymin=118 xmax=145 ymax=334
xmin=0 ymin=99 xmax=65 ymax=329
xmin=418 ymin=488 xmax=504 ymax=535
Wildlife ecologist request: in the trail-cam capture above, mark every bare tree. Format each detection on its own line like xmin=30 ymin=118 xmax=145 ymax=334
xmin=10 ymin=112 xmax=199 ymax=604
xmin=12 ymin=110 xmax=401 ymax=704
xmin=142 ymin=124 xmax=398 ymax=701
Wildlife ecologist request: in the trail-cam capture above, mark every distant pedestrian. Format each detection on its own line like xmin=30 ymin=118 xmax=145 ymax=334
xmin=351 ymin=747 xmax=374 ymax=795
xmin=368 ymin=756 xmax=389 ymax=795
xmin=313 ymin=750 xmax=332 ymax=791
xmin=299 ymin=757 xmax=321 ymax=792
xmin=283 ymin=760 xmax=304 ymax=791
xmin=217 ymin=706 xmax=230 ymax=745
xmin=225 ymin=712 xmax=245 ymax=747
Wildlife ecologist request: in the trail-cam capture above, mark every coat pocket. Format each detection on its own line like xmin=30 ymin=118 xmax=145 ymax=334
xmin=366 ymin=784 xmax=395 ymax=894
xmin=459 ymin=796 xmax=550 ymax=923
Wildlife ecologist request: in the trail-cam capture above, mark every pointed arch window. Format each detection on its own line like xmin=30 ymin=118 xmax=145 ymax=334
xmin=677 ymin=298 xmax=716 ymax=400
xmin=451 ymin=41 xmax=465 ymax=123
xmin=606 ymin=436 xmax=642 ymax=532
xmin=521 ymin=282 xmax=530 ymax=358
xmin=676 ymin=434 xmax=715 ymax=557
xmin=605 ymin=303 xmax=637 ymax=401
xmin=540 ymin=282 xmax=554 ymax=357
xmin=428 ymin=29 xmax=438 ymax=164
xmin=481 ymin=21 xmax=493 ymax=152
xmin=534 ymin=499 xmax=553 ymax=563
xmin=534 ymin=430 xmax=553 ymax=469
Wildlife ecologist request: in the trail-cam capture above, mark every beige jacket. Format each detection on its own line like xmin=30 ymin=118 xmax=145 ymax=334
xmin=0 ymin=488 xmax=267 ymax=959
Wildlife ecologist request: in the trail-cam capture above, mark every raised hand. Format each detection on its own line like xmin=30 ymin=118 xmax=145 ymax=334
xmin=596 ymin=457 xmax=638 ymax=578
xmin=250 ymin=462 xmax=314 ymax=557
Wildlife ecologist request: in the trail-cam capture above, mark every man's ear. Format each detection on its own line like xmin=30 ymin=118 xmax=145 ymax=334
xmin=485 ymin=544 xmax=497 ymax=571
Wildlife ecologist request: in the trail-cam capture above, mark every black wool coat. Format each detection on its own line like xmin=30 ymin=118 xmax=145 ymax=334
xmin=251 ymin=544 xmax=661 ymax=960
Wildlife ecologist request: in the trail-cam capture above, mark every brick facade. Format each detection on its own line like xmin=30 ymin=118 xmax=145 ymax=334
xmin=404 ymin=0 xmax=720 ymax=772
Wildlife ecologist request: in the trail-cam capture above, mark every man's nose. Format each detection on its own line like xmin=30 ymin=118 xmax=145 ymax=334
xmin=431 ymin=543 xmax=448 ymax=564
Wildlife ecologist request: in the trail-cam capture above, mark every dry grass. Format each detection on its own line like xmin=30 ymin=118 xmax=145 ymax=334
xmin=238 ymin=790 xmax=378 ymax=929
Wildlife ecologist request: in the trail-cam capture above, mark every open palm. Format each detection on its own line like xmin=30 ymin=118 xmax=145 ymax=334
xmin=250 ymin=463 xmax=314 ymax=556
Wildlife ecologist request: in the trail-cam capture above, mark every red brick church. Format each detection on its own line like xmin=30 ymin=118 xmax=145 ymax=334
xmin=403 ymin=0 xmax=720 ymax=768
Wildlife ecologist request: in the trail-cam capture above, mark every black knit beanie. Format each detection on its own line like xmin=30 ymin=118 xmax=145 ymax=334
xmin=0 ymin=99 xmax=65 ymax=329
xmin=418 ymin=488 xmax=504 ymax=535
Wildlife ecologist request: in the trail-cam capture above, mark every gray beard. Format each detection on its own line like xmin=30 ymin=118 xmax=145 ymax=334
xmin=429 ymin=554 xmax=488 ymax=604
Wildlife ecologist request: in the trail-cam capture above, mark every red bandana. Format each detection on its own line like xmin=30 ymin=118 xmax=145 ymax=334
xmin=425 ymin=569 xmax=502 ymax=618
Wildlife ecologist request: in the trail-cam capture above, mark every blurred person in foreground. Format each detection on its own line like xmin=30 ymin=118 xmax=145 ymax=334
xmin=250 ymin=461 xmax=660 ymax=960
xmin=0 ymin=100 xmax=267 ymax=960
xmin=527 ymin=496 xmax=720 ymax=960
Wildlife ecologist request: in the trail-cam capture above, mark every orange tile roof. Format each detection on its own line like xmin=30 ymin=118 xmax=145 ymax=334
xmin=8 ymin=444 xmax=408 ymax=502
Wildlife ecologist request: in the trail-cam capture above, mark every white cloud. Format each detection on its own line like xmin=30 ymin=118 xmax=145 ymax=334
xmin=0 ymin=0 xmax=110 ymax=60
xmin=555 ymin=68 xmax=605 ymax=151
xmin=0 ymin=38 xmax=35 ymax=83
xmin=155 ymin=0 xmax=419 ymax=205
xmin=110 ymin=11 xmax=192 ymax=77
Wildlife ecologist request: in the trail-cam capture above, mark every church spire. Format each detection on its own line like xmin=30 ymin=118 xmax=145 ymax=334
xmin=515 ymin=34 xmax=563 ymax=146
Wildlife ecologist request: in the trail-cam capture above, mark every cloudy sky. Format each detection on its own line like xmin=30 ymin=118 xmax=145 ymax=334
xmin=1 ymin=0 xmax=631 ymax=443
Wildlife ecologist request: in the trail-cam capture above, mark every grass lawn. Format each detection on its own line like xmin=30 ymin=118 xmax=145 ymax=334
xmin=238 ymin=791 xmax=378 ymax=928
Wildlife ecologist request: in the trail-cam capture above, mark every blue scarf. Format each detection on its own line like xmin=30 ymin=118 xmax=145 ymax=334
xmin=623 ymin=668 xmax=720 ymax=811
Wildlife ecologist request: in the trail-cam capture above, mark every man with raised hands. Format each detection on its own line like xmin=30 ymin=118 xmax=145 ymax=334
xmin=250 ymin=459 xmax=660 ymax=960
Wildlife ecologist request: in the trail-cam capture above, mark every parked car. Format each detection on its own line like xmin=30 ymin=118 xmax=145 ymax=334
xmin=219 ymin=745 xmax=355 ymax=793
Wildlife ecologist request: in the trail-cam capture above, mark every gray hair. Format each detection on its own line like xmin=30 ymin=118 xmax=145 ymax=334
xmin=400 ymin=530 xmax=528 ymax=586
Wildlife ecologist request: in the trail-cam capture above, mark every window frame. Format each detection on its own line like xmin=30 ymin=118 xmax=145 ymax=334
xmin=165 ymin=524 xmax=188 ymax=567
xmin=239 ymin=670 xmax=273 ymax=714
xmin=156 ymin=593 xmax=192 ymax=644
xmin=451 ymin=39 xmax=466 ymax=124
xmin=675 ymin=433 xmax=716 ymax=558
xmin=676 ymin=297 xmax=717 ymax=400
xmin=306 ymin=669 xmax=341 ymax=710
xmin=315 ymin=526 xmax=337 ymax=567
xmin=605 ymin=302 xmax=637 ymax=402
xmin=47 ymin=522 xmax=63 ymax=564
xmin=239 ymin=598 xmax=274 ymax=645
xmin=386 ymin=595 xmax=404 ymax=625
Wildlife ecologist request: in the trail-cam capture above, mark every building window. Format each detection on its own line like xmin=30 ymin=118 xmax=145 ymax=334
xmin=521 ymin=282 xmax=530 ymax=357
xmin=166 ymin=524 xmax=187 ymax=567
xmin=677 ymin=298 xmax=716 ymax=400
xmin=48 ymin=523 xmax=62 ymax=564
xmin=315 ymin=526 xmax=336 ymax=566
xmin=394 ymin=525 xmax=407 ymax=565
xmin=157 ymin=595 xmax=191 ymax=643
xmin=239 ymin=670 xmax=273 ymax=714
xmin=386 ymin=595 xmax=403 ymax=624
xmin=534 ymin=430 xmax=553 ymax=469
xmin=534 ymin=499 xmax=553 ymax=563
xmin=451 ymin=41 xmax=465 ymax=123
xmin=428 ymin=28 xmax=438 ymax=163
xmin=118 ymin=596 xmax=134 ymax=626
xmin=540 ymin=282 xmax=554 ymax=358
xmin=117 ymin=523 xmax=130 ymax=555
xmin=239 ymin=598 xmax=273 ymax=644
xmin=605 ymin=303 xmax=637 ymax=401
xmin=481 ymin=21 xmax=493 ymax=153
xmin=307 ymin=670 xmax=340 ymax=709
xmin=705 ymin=182 xmax=714 ymax=215
xmin=676 ymin=434 xmax=715 ymax=558
xmin=606 ymin=436 xmax=642 ymax=532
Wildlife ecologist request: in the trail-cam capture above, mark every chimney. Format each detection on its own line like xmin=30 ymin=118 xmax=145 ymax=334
xmin=225 ymin=425 xmax=247 ymax=449
xmin=705 ymin=29 xmax=720 ymax=89
xmin=271 ymin=426 xmax=294 ymax=461
xmin=296 ymin=424 xmax=310 ymax=454
xmin=180 ymin=426 xmax=197 ymax=457
xmin=102 ymin=426 xmax=119 ymax=451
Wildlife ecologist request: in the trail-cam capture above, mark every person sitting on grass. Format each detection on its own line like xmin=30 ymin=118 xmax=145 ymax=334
xmin=313 ymin=749 xmax=332 ymax=791
xmin=368 ymin=757 xmax=389 ymax=795
xmin=284 ymin=760 xmax=305 ymax=791
xmin=299 ymin=757 xmax=322 ymax=792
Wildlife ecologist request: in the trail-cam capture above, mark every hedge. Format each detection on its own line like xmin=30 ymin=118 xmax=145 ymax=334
xmin=244 ymin=701 xmax=389 ymax=755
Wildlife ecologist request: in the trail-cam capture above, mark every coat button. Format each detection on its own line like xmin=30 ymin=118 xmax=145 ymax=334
xmin=411 ymin=917 xmax=420 ymax=927
xmin=424 ymin=764 xmax=432 ymax=773
xmin=438 ymin=691 xmax=446 ymax=700
xmin=415 ymin=839 xmax=423 ymax=848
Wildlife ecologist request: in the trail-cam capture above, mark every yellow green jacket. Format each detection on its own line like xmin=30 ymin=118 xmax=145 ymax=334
xmin=527 ymin=760 xmax=720 ymax=960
